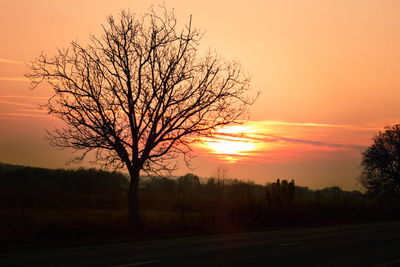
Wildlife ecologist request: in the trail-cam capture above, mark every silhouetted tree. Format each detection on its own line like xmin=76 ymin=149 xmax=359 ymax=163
xmin=265 ymin=179 xmax=295 ymax=207
xmin=143 ymin=176 xmax=176 ymax=194
xmin=205 ymin=178 xmax=218 ymax=196
xmin=272 ymin=179 xmax=281 ymax=206
xmin=359 ymin=124 xmax=400 ymax=202
xmin=27 ymin=7 xmax=255 ymax=224
xmin=177 ymin=173 xmax=200 ymax=194
xmin=288 ymin=179 xmax=295 ymax=203
xmin=214 ymin=166 xmax=228 ymax=202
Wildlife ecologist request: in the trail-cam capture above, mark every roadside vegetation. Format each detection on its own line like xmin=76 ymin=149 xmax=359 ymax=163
xmin=1 ymin=162 xmax=399 ymax=250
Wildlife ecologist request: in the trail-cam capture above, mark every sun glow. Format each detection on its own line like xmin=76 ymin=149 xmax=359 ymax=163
xmin=206 ymin=139 xmax=256 ymax=155
xmin=202 ymin=125 xmax=259 ymax=162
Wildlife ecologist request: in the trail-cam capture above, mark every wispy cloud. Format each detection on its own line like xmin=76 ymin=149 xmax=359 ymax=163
xmin=257 ymin=120 xmax=344 ymax=128
xmin=249 ymin=120 xmax=382 ymax=131
xmin=0 ymin=95 xmax=48 ymax=100
xmin=0 ymin=95 xmax=48 ymax=119
xmin=255 ymin=133 xmax=367 ymax=151
xmin=208 ymin=126 xmax=369 ymax=151
xmin=0 ymin=76 xmax=30 ymax=82
xmin=0 ymin=58 xmax=25 ymax=65
xmin=0 ymin=100 xmax=36 ymax=107
xmin=0 ymin=112 xmax=50 ymax=119
xmin=18 ymin=109 xmax=46 ymax=113
xmin=197 ymin=120 xmax=376 ymax=163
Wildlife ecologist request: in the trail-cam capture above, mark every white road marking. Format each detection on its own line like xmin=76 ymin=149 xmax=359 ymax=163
xmin=277 ymin=241 xmax=304 ymax=247
xmin=112 ymin=260 xmax=161 ymax=267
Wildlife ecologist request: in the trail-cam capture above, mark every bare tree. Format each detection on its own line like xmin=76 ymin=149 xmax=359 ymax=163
xmin=27 ymin=8 xmax=255 ymax=224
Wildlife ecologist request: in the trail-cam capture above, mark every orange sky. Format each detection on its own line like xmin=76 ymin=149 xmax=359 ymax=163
xmin=1 ymin=0 xmax=400 ymax=190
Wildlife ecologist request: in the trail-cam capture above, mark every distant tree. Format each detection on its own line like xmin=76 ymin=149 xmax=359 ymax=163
xmin=177 ymin=173 xmax=200 ymax=194
xmin=271 ymin=179 xmax=281 ymax=205
xmin=144 ymin=176 xmax=176 ymax=194
xmin=205 ymin=177 xmax=217 ymax=196
xmin=288 ymin=179 xmax=295 ymax=203
xmin=265 ymin=179 xmax=295 ymax=207
xmin=229 ymin=179 xmax=255 ymax=202
xmin=27 ymin=7 xmax=255 ymax=224
xmin=359 ymin=125 xmax=400 ymax=202
xmin=214 ymin=166 xmax=228 ymax=201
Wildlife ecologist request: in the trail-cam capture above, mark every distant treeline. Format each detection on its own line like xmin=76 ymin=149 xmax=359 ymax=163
xmin=142 ymin=174 xmax=365 ymax=207
xmin=0 ymin=163 xmax=128 ymax=194
xmin=1 ymin=163 xmax=399 ymax=247
xmin=140 ymin=174 xmax=373 ymax=226
xmin=0 ymin=163 xmax=365 ymax=208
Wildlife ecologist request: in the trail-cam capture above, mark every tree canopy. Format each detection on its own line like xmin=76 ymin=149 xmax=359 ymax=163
xmin=359 ymin=124 xmax=400 ymax=202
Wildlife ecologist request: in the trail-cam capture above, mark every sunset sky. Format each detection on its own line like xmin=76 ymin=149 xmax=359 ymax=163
xmin=1 ymin=0 xmax=400 ymax=190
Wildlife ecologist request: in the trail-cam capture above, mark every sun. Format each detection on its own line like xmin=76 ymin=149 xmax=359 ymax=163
xmin=201 ymin=125 xmax=258 ymax=162
xmin=206 ymin=139 xmax=255 ymax=155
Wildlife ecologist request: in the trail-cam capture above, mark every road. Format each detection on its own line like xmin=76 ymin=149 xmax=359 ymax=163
xmin=1 ymin=221 xmax=400 ymax=266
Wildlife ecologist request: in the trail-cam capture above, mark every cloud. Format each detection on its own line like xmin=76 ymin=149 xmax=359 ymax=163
xmin=348 ymin=145 xmax=368 ymax=150
xmin=18 ymin=109 xmax=47 ymax=113
xmin=0 ymin=77 xmax=30 ymax=82
xmin=249 ymin=120 xmax=382 ymax=131
xmin=265 ymin=134 xmax=367 ymax=150
xmin=257 ymin=120 xmax=344 ymax=128
xmin=212 ymin=132 xmax=280 ymax=143
xmin=0 ymin=112 xmax=50 ymax=119
xmin=0 ymin=96 xmax=47 ymax=112
xmin=0 ymin=58 xmax=25 ymax=65
xmin=202 ymin=151 xmax=277 ymax=163
xmin=0 ymin=95 xmax=48 ymax=100
xmin=0 ymin=59 xmax=28 ymax=82
xmin=212 ymin=131 xmax=365 ymax=151
xmin=0 ymin=100 xmax=36 ymax=107
xmin=198 ymin=120 xmax=376 ymax=163
xmin=246 ymin=120 xmax=377 ymax=150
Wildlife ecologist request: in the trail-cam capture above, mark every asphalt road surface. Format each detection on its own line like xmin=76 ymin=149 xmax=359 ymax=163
xmin=1 ymin=221 xmax=400 ymax=266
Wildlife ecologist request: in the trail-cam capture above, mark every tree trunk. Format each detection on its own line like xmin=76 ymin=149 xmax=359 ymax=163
xmin=127 ymin=167 xmax=140 ymax=226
